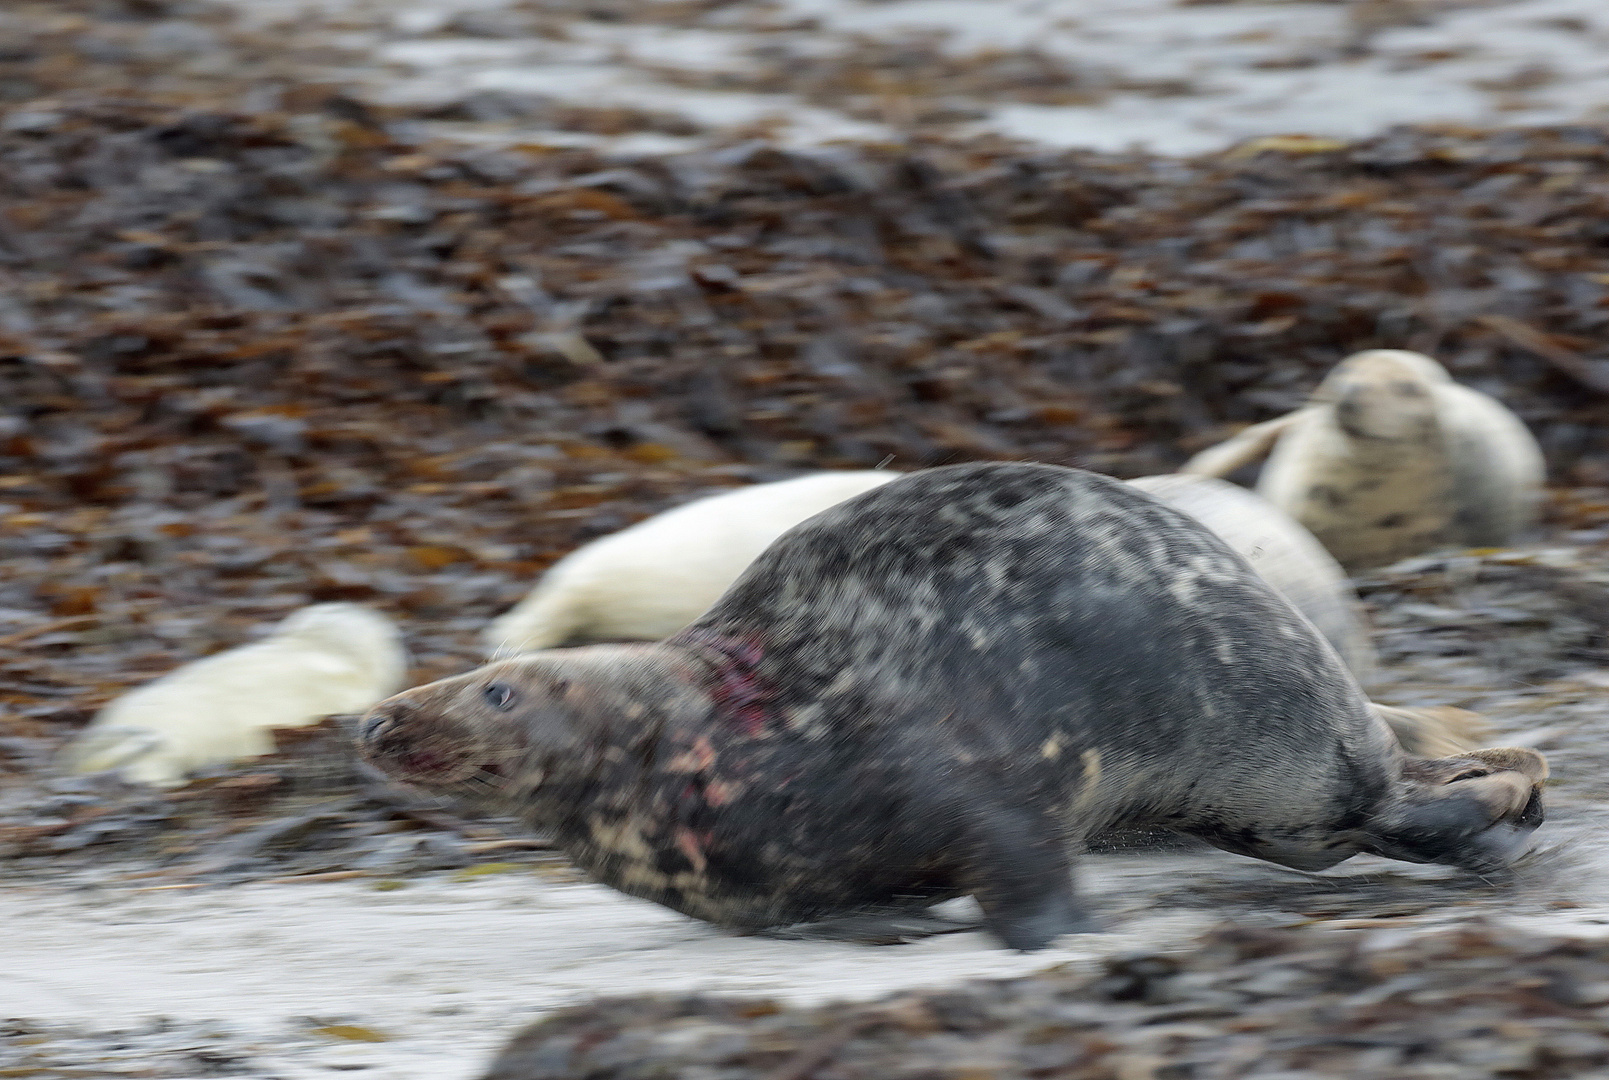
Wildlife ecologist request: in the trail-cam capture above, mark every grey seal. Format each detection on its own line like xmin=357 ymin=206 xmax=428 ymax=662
xmin=358 ymin=463 xmax=1546 ymax=951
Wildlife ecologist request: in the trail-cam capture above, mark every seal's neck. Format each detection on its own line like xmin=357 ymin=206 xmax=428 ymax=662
xmin=665 ymin=628 xmax=776 ymax=737
xmin=498 ymin=641 xmax=718 ymax=784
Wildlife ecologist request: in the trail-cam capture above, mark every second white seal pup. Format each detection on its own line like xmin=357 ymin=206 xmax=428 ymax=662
xmin=483 ymin=471 xmax=900 ymax=655
xmin=1183 ymin=350 xmax=1544 ymax=571
xmin=487 ymin=468 xmax=1381 ymax=662
xmin=68 ymin=602 xmax=406 ymax=787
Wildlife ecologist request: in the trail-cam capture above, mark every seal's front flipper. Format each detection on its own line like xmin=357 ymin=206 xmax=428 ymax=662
xmin=963 ymin=807 xmax=1098 ymax=952
xmin=1366 ymin=747 xmax=1548 ymax=877
xmin=758 ymin=911 xmax=980 ymax=946
xmin=1180 ymin=409 xmax=1307 ymax=479
xmin=1371 ymin=703 xmax=1494 ymax=757
xmin=979 ymin=881 xmax=1098 ymax=953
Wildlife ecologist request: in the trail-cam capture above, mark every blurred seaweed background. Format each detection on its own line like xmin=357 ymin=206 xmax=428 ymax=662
xmin=8 ymin=2 xmax=1609 ymax=1077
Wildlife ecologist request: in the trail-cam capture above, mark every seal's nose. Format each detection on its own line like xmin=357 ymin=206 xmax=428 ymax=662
xmin=360 ymin=699 xmax=410 ymax=742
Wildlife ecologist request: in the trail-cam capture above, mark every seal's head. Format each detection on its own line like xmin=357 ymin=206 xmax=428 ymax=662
xmin=1314 ymin=349 xmax=1446 ymax=443
xmin=356 ymin=644 xmax=683 ymax=799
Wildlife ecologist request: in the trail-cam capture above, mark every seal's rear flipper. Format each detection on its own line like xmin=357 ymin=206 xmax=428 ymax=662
xmin=1371 ymin=703 xmax=1494 ymax=757
xmin=1365 ymin=747 xmax=1548 ymax=877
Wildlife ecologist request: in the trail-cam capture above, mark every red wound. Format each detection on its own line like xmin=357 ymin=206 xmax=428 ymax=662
xmin=674 ymin=629 xmax=774 ymax=736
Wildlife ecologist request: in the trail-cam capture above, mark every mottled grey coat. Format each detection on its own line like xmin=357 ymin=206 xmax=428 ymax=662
xmin=358 ymin=462 xmax=1545 ymax=951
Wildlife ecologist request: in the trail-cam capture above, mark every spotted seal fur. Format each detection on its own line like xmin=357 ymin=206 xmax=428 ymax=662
xmin=1128 ymin=473 xmax=1374 ymax=683
xmin=358 ymin=463 xmax=1546 ymax=952
xmin=1183 ymin=349 xmax=1544 ymax=571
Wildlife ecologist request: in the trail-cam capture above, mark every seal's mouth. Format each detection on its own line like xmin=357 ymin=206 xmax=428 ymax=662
xmin=393 ymin=748 xmax=475 ymax=783
xmin=356 ymin=701 xmax=494 ymax=788
xmin=367 ymin=740 xmax=486 ymax=786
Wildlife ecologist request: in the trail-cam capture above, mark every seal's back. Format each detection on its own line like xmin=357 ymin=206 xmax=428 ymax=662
xmin=689 ymin=462 xmax=1390 ymax=858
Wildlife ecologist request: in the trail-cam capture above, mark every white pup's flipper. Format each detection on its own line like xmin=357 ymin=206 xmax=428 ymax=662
xmin=1180 ymin=409 xmax=1308 ymax=480
xmin=64 ymin=726 xmax=168 ymax=776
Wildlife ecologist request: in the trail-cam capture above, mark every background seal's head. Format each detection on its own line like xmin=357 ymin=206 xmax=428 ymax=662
xmin=1314 ymin=349 xmax=1447 ymax=443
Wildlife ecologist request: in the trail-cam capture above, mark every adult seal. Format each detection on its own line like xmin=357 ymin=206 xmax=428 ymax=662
xmin=358 ymin=463 xmax=1546 ymax=952
xmin=1183 ymin=349 xmax=1544 ymax=571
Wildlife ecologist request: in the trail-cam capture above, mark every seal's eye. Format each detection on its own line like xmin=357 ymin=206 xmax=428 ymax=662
xmin=484 ymin=682 xmax=517 ymax=712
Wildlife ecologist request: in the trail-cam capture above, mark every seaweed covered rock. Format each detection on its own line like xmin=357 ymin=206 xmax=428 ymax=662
xmin=482 ymin=922 xmax=1609 ymax=1080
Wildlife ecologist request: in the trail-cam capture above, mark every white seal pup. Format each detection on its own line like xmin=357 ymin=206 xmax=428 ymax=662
xmin=483 ymin=470 xmax=900 ymax=655
xmin=68 ymin=602 xmax=406 ymax=787
xmin=361 ymin=463 xmax=1546 ymax=952
xmin=1182 ymin=349 xmax=1544 ymax=571
xmin=488 ymin=466 xmax=1379 ymax=664
xmin=1128 ymin=473 xmax=1375 ymax=683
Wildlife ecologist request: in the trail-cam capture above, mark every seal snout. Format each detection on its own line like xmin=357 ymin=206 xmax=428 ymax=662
xmin=356 ymin=692 xmax=489 ymax=787
xmin=354 ymin=693 xmax=422 ymax=762
xmin=359 ymin=697 xmax=411 ymax=741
